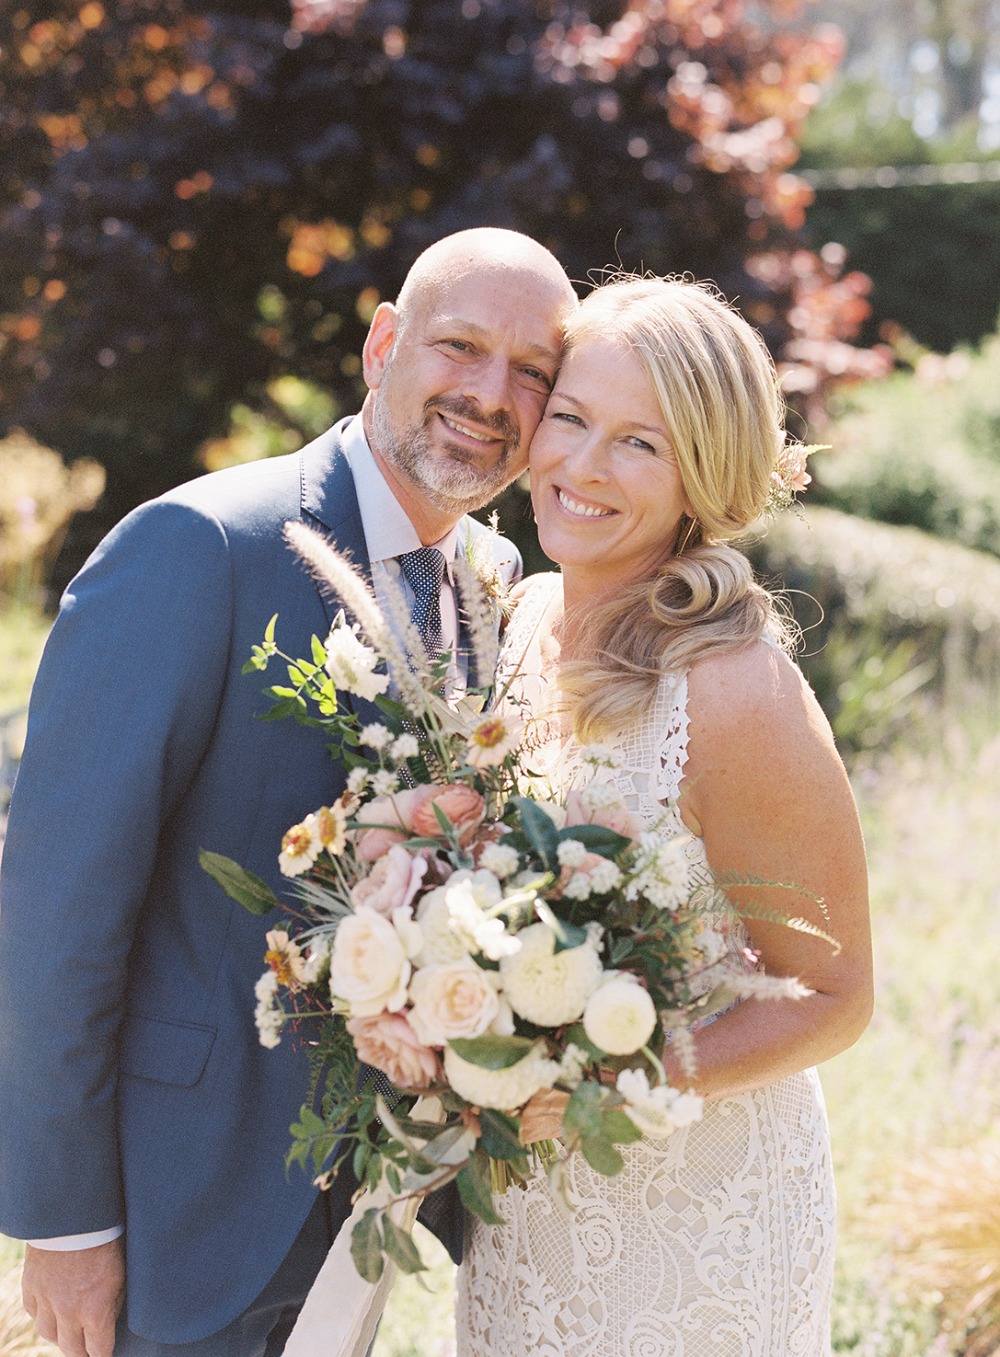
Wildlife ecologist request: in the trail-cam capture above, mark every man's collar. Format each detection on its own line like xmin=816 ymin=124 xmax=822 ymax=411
xmin=341 ymin=417 xmax=461 ymax=568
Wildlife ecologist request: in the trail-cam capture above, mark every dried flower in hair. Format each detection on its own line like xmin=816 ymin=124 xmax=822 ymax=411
xmin=765 ymin=441 xmax=825 ymax=516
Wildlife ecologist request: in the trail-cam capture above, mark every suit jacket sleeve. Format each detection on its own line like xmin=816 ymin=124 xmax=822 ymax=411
xmin=0 ymin=498 xmax=235 ymax=1239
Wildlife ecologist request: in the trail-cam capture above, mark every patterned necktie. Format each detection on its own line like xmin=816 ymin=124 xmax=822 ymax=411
xmin=398 ymin=546 xmax=446 ymax=661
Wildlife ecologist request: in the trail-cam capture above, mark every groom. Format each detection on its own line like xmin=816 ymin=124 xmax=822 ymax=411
xmin=0 ymin=227 xmax=577 ymax=1357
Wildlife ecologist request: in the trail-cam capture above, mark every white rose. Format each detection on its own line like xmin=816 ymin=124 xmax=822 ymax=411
xmin=498 ymin=922 xmax=604 ymax=1027
xmin=583 ymin=974 xmax=657 ymax=1056
xmin=324 ymin=624 xmax=390 ymax=703
xmin=616 ymin=1067 xmax=704 ymax=1138
xmin=329 ymin=907 xmax=411 ymax=1017
xmin=443 ymin=1043 xmax=560 ymax=1111
xmin=408 ymin=959 xmax=501 ymax=1047
xmin=416 ymin=886 xmax=474 ymax=965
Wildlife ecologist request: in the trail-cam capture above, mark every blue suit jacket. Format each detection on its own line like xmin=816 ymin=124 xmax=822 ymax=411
xmin=0 ymin=422 xmax=510 ymax=1342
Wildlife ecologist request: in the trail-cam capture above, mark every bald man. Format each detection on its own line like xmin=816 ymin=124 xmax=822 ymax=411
xmin=0 ymin=229 xmax=578 ymax=1357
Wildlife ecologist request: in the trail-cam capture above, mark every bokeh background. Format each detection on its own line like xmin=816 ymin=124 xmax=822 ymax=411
xmin=2 ymin=2 xmax=1000 ymax=1354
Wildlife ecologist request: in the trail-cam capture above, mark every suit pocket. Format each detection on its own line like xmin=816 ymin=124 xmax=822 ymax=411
xmin=119 ymin=1013 xmax=217 ymax=1087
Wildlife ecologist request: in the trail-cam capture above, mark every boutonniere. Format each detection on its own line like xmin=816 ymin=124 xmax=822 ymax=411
xmin=461 ymin=511 xmax=516 ymax=623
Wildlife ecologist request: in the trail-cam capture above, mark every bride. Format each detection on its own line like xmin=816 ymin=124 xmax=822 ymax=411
xmin=455 ymin=276 xmax=873 ymax=1356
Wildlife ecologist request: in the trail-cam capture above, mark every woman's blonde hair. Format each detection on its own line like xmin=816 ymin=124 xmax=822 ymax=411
xmin=556 ymin=274 xmax=797 ymax=740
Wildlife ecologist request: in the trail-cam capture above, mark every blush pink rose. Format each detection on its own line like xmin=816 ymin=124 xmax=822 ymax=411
xmin=563 ymin=789 xmax=644 ymax=841
xmin=346 ymin=1011 xmax=441 ymax=1091
xmin=410 ymin=785 xmax=486 ymax=846
xmin=350 ymin=844 xmax=428 ymax=917
xmin=353 ymin=786 xmax=435 ymax=861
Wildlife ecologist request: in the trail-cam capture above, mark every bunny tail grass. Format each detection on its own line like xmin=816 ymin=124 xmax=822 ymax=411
xmin=452 ymin=550 xmax=500 ymax=690
xmin=283 ymin=520 xmax=432 ymax=716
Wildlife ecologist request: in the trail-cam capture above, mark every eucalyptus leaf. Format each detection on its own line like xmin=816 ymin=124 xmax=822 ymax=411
xmin=420 ymin=1124 xmax=478 ymax=1168
xmin=534 ymin=897 xmax=587 ymax=951
xmin=478 ymin=1109 xmax=528 ymax=1166
xmin=564 ymin=1081 xmax=603 ymax=1139
xmin=381 ymin=1216 xmax=427 ymax=1275
xmin=448 ymin=1034 xmax=536 ymax=1070
xmin=557 ymin=824 xmax=632 ymax=859
xmin=199 ymin=850 xmax=278 ymax=916
xmin=513 ymin=797 xmax=560 ymax=871
xmin=601 ymin=1108 xmax=644 ymax=1145
xmin=581 ymin=1134 xmax=624 ymax=1176
xmin=350 ymin=1209 xmax=385 ymax=1284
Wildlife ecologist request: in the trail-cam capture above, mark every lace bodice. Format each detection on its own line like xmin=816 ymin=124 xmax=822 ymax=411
xmin=456 ymin=573 xmax=835 ymax=1357
xmin=494 ymin=573 xmax=751 ymax=977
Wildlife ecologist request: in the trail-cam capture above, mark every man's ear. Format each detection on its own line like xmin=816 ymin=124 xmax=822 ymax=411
xmin=362 ymin=303 xmax=400 ymax=389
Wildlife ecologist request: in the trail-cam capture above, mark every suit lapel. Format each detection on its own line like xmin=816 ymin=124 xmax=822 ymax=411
xmin=296 ymin=418 xmax=383 ymax=726
xmin=298 ymin=418 xmax=371 ymax=629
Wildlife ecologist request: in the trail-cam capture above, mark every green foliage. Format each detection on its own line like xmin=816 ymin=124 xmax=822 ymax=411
xmin=198 ymin=850 xmax=280 ymax=916
xmin=0 ymin=1 xmax=864 ymax=585
xmin=748 ymin=505 xmax=1000 ymax=751
xmin=800 ymin=77 xmax=1000 ymax=352
xmin=811 ymin=336 xmax=1000 ymax=557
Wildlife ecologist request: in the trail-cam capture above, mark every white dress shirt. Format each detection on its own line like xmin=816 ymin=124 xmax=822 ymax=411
xmin=28 ymin=416 xmax=465 ymax=1251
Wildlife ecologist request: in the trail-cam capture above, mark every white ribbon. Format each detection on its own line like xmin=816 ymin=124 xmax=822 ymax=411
xmin=282 ymin=1096 xmax=445 ymax=1357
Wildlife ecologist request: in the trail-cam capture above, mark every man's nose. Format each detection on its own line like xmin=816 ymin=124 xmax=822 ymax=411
xmin=462 ymin=354 xmax=513 ymax=417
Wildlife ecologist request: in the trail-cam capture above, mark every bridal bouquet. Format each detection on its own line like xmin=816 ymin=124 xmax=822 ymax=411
xmin=203 ymin=522 xmax=820 ymax=1283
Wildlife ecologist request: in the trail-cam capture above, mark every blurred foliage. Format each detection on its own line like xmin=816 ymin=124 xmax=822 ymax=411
xmin=0 ymin=0 xmax=885 ymax=584
xmin=747 ymin=504 xmax=1000 ymax=752
xmin=810 ymin=330 xmax=1000 ymax=557
xmin=0 ymin=428 xmax=105 ymax=602
xmin=800 ymin=76 xmax=1000 ymax=352
xmin=199 ymin=373 xmax=339 ymax=469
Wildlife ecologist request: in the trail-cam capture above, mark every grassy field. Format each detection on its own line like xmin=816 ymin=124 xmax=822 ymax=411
xmin=2 ymin=602 xmax=998 ymax=1357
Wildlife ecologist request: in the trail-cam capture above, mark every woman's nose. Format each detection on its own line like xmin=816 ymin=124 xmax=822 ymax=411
xmin=566 ymin=434 xmax=611 ymax=482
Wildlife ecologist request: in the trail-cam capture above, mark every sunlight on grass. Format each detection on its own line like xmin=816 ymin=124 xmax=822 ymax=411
xmin=824 ymin=721 xmax=1000 ymax=1354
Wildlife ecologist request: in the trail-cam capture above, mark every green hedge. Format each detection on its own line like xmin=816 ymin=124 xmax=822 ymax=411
xmin=810 ymin=333 xmax=1000 ymax=559
xmin=747 ymin=506 xmax=1000 ymax=751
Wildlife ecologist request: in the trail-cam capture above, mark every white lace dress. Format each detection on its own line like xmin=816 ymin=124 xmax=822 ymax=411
xmin=456 ymin=574 xmax=835 ymax=1357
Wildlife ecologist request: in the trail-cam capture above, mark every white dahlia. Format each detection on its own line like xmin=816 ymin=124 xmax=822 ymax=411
xmin=498 ymin=922 xmax=604 ymax=1027
xmin=583 ymin=974 xmax=657 ymax=1056
xmin=443 ymin=1042 xmax=560 ymax=1111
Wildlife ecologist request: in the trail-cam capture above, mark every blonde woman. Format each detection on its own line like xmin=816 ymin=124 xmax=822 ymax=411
xmin=456 ymin=277 xmax=873 ymax=1356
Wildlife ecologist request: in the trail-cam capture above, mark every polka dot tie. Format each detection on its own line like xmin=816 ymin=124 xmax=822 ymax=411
xmin=398 ymin=546 xmax=446 ymax=660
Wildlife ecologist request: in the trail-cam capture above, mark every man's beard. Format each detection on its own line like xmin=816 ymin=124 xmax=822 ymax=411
xmin=370 ymin=395 xmax=521 ymax=517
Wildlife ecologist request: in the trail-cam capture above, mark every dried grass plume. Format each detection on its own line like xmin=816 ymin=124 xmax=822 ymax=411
xmin=889 ymin=1138 xmax=1000 ymax=1356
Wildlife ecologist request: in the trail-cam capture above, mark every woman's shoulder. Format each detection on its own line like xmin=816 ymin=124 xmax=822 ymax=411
xmin=684 ymin=638 xmax=833 ymax=757
xmin=508 ymin=571 xmax=560 ymax=606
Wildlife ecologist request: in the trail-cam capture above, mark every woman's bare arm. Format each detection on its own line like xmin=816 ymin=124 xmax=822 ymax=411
xmin=667 ymin=640 xmax=873 ymax=1099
